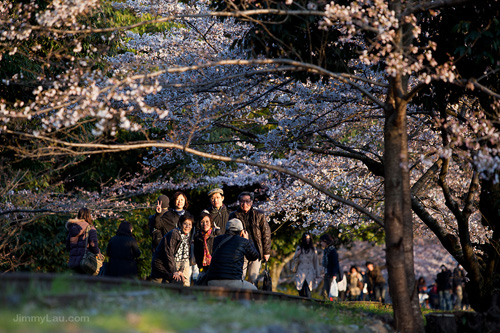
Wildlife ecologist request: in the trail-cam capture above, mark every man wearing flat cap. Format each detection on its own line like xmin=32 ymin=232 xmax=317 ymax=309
xmin=229 ymin=191 xmax=271 ymax=283
xmin=205 ymin=218 xmax=260 ymax=290
xmin=206 ymin=188 xmax=229 ymax=233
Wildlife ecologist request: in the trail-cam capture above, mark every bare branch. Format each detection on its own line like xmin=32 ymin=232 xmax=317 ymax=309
xmin=6 ymin=130 xmax=384 ymax=226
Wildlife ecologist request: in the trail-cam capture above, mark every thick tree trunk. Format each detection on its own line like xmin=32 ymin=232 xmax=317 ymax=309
xmin=270 ymin=252 xmax=295 ymax=292
xmin=384 ymin=83 xmax=424 ymax=332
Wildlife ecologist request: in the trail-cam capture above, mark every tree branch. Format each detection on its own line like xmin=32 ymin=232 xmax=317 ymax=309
xmin=6 ymin=130 xmax=384 ymax=226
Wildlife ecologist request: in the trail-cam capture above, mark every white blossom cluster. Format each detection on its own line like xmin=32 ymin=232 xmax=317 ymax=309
xmin=0 ymin=0 xmax=497 ymax=255
xmin=320 ymin=0 xmax=457 ymax=84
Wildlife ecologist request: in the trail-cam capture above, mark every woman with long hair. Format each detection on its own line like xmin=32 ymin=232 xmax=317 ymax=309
xmin=193 ymin=210 xmax=220 ymax=272
xmin=347 ymin=265 xmax=363 ymax=301
xmin=291 ymin=232 xmax=321 ymax=297
xmin=65 ymin=207 xmax=102 ymax=274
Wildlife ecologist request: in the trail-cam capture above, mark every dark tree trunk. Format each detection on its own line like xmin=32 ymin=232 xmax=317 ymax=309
xmin=384 ymin=68 xmax=424 ymax=331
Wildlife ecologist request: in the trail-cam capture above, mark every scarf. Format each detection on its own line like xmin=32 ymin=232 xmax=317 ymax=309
xmin=175 ymin=232 xmax=190 ymax=262
xmin=202 ymin=228 xmax=212 ymax=267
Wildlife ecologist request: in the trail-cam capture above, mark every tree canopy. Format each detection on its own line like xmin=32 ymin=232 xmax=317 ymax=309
xmin=1 ymin=0 xmax=499 ymax=331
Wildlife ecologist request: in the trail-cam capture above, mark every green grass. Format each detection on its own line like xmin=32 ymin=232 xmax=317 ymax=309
xmin=1 ymin=280 xmax=388 ymax=332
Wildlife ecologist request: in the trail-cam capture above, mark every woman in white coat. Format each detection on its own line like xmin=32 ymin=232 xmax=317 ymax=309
xmin=291 ymin=232 xmax=321 ymax=298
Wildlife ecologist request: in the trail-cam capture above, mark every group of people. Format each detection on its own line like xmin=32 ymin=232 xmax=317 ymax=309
xmin=65 ymin=189 xmax=273 ymax=290
xmin=65 ymin=189 xmax=392 ymax=300
xmin=418 ymin=264 xmax=469 ymax=310
xmin=290 ymin=234 xmax=387 ymax=302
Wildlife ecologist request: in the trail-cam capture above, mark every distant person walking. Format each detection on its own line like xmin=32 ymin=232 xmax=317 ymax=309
xmin=205 ymin=188 xmax=229 ymax=233
xmin=66 ymin=207 xmax=102 ymax=274
xmin=105 ymin=221 xmax=141 ymax=279
xmin=453 ymin=264 xmax=467 ymax=310
xmin=436 ymin=264 xmax=453 ymax=310
xmin=319 ymin=234 xmax=341 ymax=300
xmin=206 ymin=218 xmax=260 ymax=290
xmin=229 ymin=191 xmax=271 ymax=283
xmin=365 ymin=261 xmax=387 ymax=303
xmin=291 ymin=232 xmax=321 ymax=298
xmin=347 ymin=266 xmax=363 ymax=301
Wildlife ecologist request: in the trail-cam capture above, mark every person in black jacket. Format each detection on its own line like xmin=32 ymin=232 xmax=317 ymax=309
xmin=150 ymin=192 xmax=193 ymax=252
xmin=193 ymin=210 xmax=220 ymax=272
xmin=206 ymin=218 xmax=260 ymax=290
xmin=148 ymin=195 xmax=170 ymax=252
xmin=319 ymin=234 xmax=341 ymax=300
xmin=106 ymin=221 xmax=141 ymax=278
xmin=151 ymin=215 xmax=194 ymax=286
xmin=206 ymin=188 xmax=229 ymax=233
xmin=436 ymin=264 xmax=453 ymax=310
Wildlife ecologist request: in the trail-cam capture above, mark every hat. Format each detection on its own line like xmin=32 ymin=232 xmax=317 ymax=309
xmin=157 ymin=195 xmax=170 ymax=209
xmin=226 ymin=218 xmax=243 ymax=232
xmin=208 ymin=188 xmax=224 ymax=197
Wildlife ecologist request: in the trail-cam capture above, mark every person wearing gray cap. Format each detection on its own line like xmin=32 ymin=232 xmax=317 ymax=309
xmin=228 ymin=191 xmax=271 ymax=283
xmin=205 ymin=188 xmax=229 ymax=233
xmin=205 ymin=218 xmax=260 ymax=290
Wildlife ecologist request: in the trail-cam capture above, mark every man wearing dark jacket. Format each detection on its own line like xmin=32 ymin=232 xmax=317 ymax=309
xmin=206 ymin=188 xmax=229 ymax=233
xmin=148 ymin=195 xmax=170 ymax=252
xmin=228 ymin=191 xmax=271 ymax=283
xmin=436 ymin=264 xmax=453 ymax=310
xmin=206 ymin=218 xmax=260 ymax=290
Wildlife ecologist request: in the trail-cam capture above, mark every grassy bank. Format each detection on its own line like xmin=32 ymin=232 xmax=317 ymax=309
xmin=1 ymin=275 xmax=393 ymax=332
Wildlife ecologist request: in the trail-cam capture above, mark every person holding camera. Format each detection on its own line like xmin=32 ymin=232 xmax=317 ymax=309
xmin=228 ymin=191 xmax=271 ymax=283
xmin=205 ymin=218 xmax=260 ymax=290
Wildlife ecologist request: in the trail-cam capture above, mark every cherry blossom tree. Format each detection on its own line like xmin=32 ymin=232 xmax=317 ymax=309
xmin=1 ymin=0 xmax=499 ymax=331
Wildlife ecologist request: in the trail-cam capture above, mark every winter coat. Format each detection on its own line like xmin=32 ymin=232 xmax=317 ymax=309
xmin=206 ymin=205 xmax=229 ymax=233
xmin=106 ymin=225 xmax=141 ymax=278
xmin=65 ymin=219 xmax=100 ymax=268
xmin=151 ymin=228 xmax=191 ymax=282
xmin=322 ymin=246 xmax=341 ymax=280
xmin=206 ymin=234 xmax=260 ymax=281
xmin=348 ymin=272 xmax=363 ymax=297
xmin=292 ymin=246 xmax=320 ymax=291
xmin=366 ymin=265 xmax=386 ymax=290
xmin=229 ymin=207 xmax=271 ymax=260
xmin=193 ymin=228 xmax=220 ymax=270
xmin=436 ymin=269 xmax=453 ymax=291
xmin=149 ymin=209 xmax=193 ymax=251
